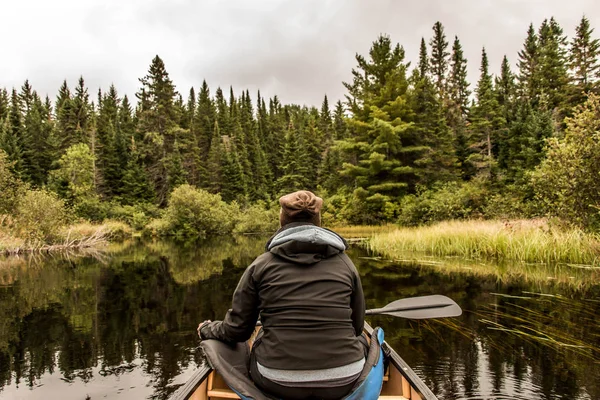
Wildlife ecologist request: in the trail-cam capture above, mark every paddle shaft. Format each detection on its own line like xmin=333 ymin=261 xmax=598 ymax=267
xmin=366 ymin=302 xmax=451 ymax=315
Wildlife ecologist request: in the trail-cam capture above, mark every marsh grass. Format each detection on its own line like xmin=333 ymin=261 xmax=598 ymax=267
xmin=0 ymin=220 xmax=132 ymax=255
xmin=334 ymin=224 xmax=397 ymax=238
xmin=368 ymin=219 xmax=600 ymax=266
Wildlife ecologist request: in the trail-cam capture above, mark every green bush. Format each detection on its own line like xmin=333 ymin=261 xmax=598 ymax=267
xmin=157 ymin=184 xmax=240 ymax=238
xmin=15 ymin=189 xmax=67 ymax=242
xmin=339 ymin=188 xmax=399 ymax=225
xmin=398 ymin=180 xmax=489 ymax=226
xmin=531 ymin=94 xmax=600 ymax=230
xmin=73 ymin=196 xmax=110 ymax=222
xmin=0 ymin=150 xmax=25 ymax=215
xmin=108 ymin=202 xmax=160 ymax=231
xmin=233 ymin=201 xmax=280 ymax=234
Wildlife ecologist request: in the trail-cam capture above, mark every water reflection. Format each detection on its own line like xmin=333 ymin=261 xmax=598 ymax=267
xmin=0 ymin=237 xmax=598 ymax=400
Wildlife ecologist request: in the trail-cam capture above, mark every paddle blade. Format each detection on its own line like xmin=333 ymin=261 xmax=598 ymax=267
xmin=366 ymin=295 xmax=462 ymax=319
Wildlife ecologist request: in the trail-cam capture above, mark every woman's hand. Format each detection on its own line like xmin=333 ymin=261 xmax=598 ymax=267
xmin=197 ymin=320 xmax=211 ymax=339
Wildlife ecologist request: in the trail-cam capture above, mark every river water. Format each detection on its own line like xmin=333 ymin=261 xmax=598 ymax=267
xmin=0 ymin=236 xmax=598 ymax=400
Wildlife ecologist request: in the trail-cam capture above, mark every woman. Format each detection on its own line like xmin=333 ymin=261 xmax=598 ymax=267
xmin=198 ymin=190 xmax=366 ymax=400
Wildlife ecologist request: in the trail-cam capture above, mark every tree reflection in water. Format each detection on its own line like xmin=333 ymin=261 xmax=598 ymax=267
xmin=0 ymin=237 xmax=597 ymax=400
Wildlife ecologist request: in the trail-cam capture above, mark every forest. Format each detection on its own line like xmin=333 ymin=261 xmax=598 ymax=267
xmin=1 ymin=16 xmax=600 ymax=243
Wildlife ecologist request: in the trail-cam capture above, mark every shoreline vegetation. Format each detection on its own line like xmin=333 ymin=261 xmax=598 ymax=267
xmin=0 ymin=220 xmax=131 ymax=255
xmin=2 ymin=17 xmax=600 ymax=262
xmin=367 ymin=219 xmax=600 ymax=267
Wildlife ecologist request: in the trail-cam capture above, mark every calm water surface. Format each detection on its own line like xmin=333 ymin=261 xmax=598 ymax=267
xmin=0 ymin=236 xmax=598 ymax=400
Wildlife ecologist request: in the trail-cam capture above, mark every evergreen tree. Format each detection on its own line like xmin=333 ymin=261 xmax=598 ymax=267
xmin=469 ymin=48 xmax=503 ymax=177
xmin=0 ymin=89 xmax=9 ymax=121
xmin=569 ymin=15 xmax=600 ymax=96
xmin=502 ymin=102 xmax=553 ymax=182
xmin=333 ymin=100 xmax=347 ymax=140
xmin=418 ymin=38 xmax=429 ymax=79
xmin=135 ymin=55 xmax=178 ymax=204
xmin=72 ymin=76 xmax=92 ymax=145
xmin=448 ymin=36 xmax=470 ymax=116
xmin=120 ymin=140 xmax=155 ymax=205
xmin=538 ymin=17 xmax=569 ymax=112
xmin=495 ymin=56 xmax=518 ymax=171
xmin=2 ymin=90 xmax=24 ymax=176
xmin=341 ymin=35 xmax=424 ymax=220
xmin=343 ymin=35 xmax=406 ymax=119
xmin=429 ymin=22 xmax=450 ymax=97
xmin=206 ymin=121 xmax=223 ymax=193
xmin=410 ymin=64 xmax=456 ymax=184
xmin=275 ymin=122 xmax=310 ymax=195
xmin=96 ymin=84 xmax=121 ymax=197
xmin=195 ymin=80 xmax=215 ymax=187
xmin=319 ymin=95 xmax=333 ymax=142
xmin=221 ymin=136 xmax=246 ymax=202
xmin=517 ymin=24 xmax=541 ymax=106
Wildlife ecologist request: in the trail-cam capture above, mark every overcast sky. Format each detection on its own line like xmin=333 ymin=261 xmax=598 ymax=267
xmin=1 ymin=0 xmax=599 ymax=107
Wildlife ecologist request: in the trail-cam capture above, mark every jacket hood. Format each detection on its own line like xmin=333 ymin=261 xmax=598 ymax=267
xmin=266 ymin=223 xmax=348 ymax=264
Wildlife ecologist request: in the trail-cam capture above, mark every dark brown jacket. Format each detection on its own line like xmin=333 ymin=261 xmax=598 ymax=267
xmin=200 ymin=223 xmax=365 ymax=370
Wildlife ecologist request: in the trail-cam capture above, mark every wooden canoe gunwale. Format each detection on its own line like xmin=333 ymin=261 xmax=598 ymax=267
xmin=172 ymin=323 xmax=438 ymax=400
xmin=172 ymin=364 xmax=212 ymax=400
xmin=363 ymin=322 xmax=438 ymax=400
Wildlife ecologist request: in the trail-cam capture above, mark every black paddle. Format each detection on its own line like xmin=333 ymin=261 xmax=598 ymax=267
xmin=365 ymin=295 xmax=462 ymax=319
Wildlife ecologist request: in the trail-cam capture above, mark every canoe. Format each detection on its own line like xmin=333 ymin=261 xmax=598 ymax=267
xmin=171 ymin=322 xmax=437 ymax=400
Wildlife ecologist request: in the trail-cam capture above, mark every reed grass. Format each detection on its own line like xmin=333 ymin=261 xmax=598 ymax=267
xmin=368 ymin=219 xmax=600 ymax=266
xmin=0 ymin=220 xmax=132 ymax=255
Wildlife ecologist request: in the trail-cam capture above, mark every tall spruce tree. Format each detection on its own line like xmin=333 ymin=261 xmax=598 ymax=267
xmin=275 ymin=121 xmax=310 ymax=195
xmin=495 ymin=56 xmax=518 ymax=172
xmin=136 ymin=55 xmax=178 ymax=204
xmin=195 ymin=80 xmax=215 ymax=187
xmin=538 ymin=17 xmax=569 ymax=112
xmin=341 ymin=35 xmax=425 ymax=220
xmin=517 ymin=24 xmax=541 ymax=105
xmin=569 ymin=15 xmax=600 ymax=98
xmin=470 ymin=48 xmax=503 ymax=177
xmin=429 ymin=22 xmax=450 ymax=97
xmin=206 ymin=121 xmax=224 ymax=194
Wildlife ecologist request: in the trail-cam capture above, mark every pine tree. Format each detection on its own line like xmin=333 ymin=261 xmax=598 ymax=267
xmin=2 ymin=89 xmax=24 ymax=176
xmin=502 ymin=102 xmax=553 ymax=182
xmin=206 ymin=121 xmax=223 ymax=193
xmin=0 ymin=89 xmax=9 ymax=122
xmin=341 ymin=35 xmax=423 ymax=215
xmin=469 ymin=48 xmax=503 ymax=177
xmin=221 ymin=136 xmax=246 ymax=202
xmin=517 ymin=24 xmax=541 ymax=105
xmin=495 ymin=56 xmax=518 ymax=171
xmin=195 ymin=80 xmax=215 ymax=187
xmin=275 ymin=122 xmax=310 ymax=195
xmin=0 ymin=117 xmax=21 ymax=175
xmin=538 ymin=17 xmax=569 ymax=112
xmin=343 ymin=35 xmax=406 ymax=119
xmin=418 ymin=38 xmax=429 ymax=79
xmin=72 ymin=76 xmax=91 ymax=145
xmin=569 ymin=16 xmax=600 ymax=96
xmin=96 ymin=84 xmax=121 ymax=197
xmin=319 ymin=95 xmax=333 ymax=143
xmin=332 ymin=100 xmax=347 ymax=140
xmin=429 ymin=22 xmax=450 ymax=97
xmin=120 ymin=139 xmax=155 ymax=205
xmin=135 ymin=55 xmax=178 ymax=204
xmin=410 ymin=58 xmax=456 ymax=184
xmin=448 ymin=36 xmax=470 ymax=116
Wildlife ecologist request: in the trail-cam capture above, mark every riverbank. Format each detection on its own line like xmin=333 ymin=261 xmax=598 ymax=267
xmin=367 ymin=219 xmax=600 ymax=266
xmin=0 ymin=221 xmax=131 ymax=255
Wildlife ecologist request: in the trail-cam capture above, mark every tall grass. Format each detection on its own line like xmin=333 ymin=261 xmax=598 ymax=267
xmin=368 ymin=219 xmax=600 ymax=266
xmin=0 ymin=220 xmax=132 ymax=255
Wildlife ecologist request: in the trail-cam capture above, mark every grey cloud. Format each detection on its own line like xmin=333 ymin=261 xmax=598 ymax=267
xmin=1 ymin=0 xmax=599 ymax=107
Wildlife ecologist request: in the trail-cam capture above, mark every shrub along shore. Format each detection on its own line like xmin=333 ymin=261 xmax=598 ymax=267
xmin=367 ymin=219 xmax=600 ymax=266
